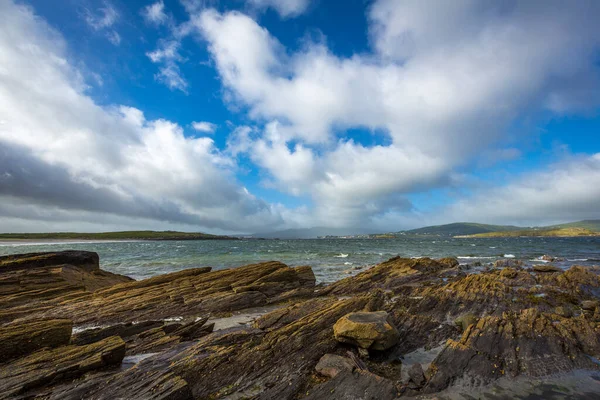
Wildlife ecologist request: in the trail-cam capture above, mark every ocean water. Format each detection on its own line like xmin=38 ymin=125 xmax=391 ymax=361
xmin=1 ymin=236 xmax=599 ymax=283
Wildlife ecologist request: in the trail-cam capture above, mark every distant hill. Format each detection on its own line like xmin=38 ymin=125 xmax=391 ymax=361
xmin=463 ymin=227 xmax=599 ymax=238
xmin=550 ymin=220 xmax=600 ymax=232
xmin=0 ymin=231 xmax=237 ymax=241
xmin=404 ymin=222 xmax=522 ymax=236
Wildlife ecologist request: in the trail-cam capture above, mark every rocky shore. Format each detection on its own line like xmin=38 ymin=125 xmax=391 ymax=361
xmin=1 ymin=251 xmax=600 ymax=399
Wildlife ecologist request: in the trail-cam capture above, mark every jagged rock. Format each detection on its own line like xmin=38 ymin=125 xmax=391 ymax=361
xmin=333 ymin=311 xmax=400 ymax=350
xmin=540 ymin=255 xmax=556 ymax=262
xmin=0 ymin=335 xmax=126 ymax=399
xmin=0 ymin=319 xmax=73 ymax=362
xmin=408 ymin=363 xmax=426 ymax=387
xmin=305 ymin=369 xmax=398 ymax=400
xmin=533 ymin=264 xmax=562 ymax=273
xmin=424 ymin=308 xmax=600 ymax=393
xmin=315 ymin=354 xmax=354 ymax=378
xmin=323 ymin=257 xmax=450 ymax=296
xmin=18 ymin=261 xmax=315 ymax=325
xmin=0 ymin=251 xmax=100 ymax=273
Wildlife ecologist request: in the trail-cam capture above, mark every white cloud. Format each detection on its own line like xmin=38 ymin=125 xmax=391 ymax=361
xmin=192 ymin=121 xmax=217 ymax=133
xmin=0 ymin=0 xmax=284 ymax=233
xmin=442 ymin=154 xmax=600 ymax=226
xmin=142 ymin=1 xmax=169 ymax=26
xmin=194 ymin=2 xmax=600 ymax=227
xmin=246 ymin=0 xmax=310 ymax=18
xmin=83 ymin=1 xmax=121 ymax=46
xmin=146 ymin=40 xmax=188 ymax=92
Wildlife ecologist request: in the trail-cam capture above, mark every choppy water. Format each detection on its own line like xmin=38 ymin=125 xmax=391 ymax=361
xmin=1 ymin=236 xmax=599 ymax=283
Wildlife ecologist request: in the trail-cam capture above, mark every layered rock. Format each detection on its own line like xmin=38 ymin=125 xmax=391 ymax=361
xmin=0 ymin=319 xmax=72 ymax=362
xmin=0 ymin=336 xmax=126 ymax=399
xmin=24 ymin=261 xmax=316 ymax=325
xmin=0 ymin=251 xmax=132 ymax=323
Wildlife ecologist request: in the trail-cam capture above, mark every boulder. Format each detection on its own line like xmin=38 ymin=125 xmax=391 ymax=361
xmin=437 ymin=257 xmax=459 ymax=268
xmin=582 ymin=300 xmax=599 ymax=311
xmin=333 ymin=311 xmax=400 ymax=350
xmin=533 ymin=264 xmax=562 ymax=273
xmin=0 ymin=319 xmax=73 ymax=362
xmin=315 ymin=354 xmax=354 ymax=378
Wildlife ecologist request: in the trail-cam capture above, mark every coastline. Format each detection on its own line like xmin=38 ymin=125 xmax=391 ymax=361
xmin=2 ymin=249 xmax=600 ymax=399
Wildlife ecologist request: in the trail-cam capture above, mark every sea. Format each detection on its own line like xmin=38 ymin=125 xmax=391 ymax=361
xmin=1 ymin=236 xmax=600 ymax=283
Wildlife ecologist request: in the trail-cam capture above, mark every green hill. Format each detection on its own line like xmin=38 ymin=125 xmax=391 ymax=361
xmin=0 ymin=231 xmax=237 ymax=241
xmin=404 ymin=222 xmax=522 ymax=236
xmin=550 ymin=220 xmax=600 ymax=232
xmin=463 ymin=227 xmax=599 ymax=238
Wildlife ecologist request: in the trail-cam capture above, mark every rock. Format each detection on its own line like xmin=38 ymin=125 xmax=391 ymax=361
xmin=533 ymin=265 xmax=562 ymax=273
xmin=315 ymin=354 xmax=354 ymax=378
xmin=494 ymin=259 xmax=524 ymax=269
xmin=582 ymin=300 xmax=599 ymax=311
xmin=424 ymin=308 xmax=600 ymax=393
xmin=437 ymin=257 xmax=459 ymax=268
xmin=305 ymin=369 xmax=398 ymax=400
xmin=0 ymin=319 xmax=73 ymax=362
xmin=323 ymin=257 xmax=449 ymax=296
xmin=16 ymin=261 xmax=315 ymax=325
xmin=408 ymin=363 xmax=426 ymax=387
xmin=0 ymin=250 xmax=100 ymax=273
xmin=0 ymin=251 xmax=132 ymax=324
xmin=71 ymin=320 xmax=163 ymax=345
xmin=333 ymin=311 xmax=400 ymax=350
xmin=555 ymin=305 xmax=573 ymax=317
xmin=0 ymin=335 xmax=126 ymax=399
xmin=540 ymin=255 xmax=556 ymax=262
xmin=454 ymin=313 xmax=477 ymax=332
xmin=500 ymin=267 xmax=518 ymax=279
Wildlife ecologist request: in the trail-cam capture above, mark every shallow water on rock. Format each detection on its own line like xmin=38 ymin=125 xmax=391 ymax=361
xmin=1 ymin=237 xmax=599 ymax=283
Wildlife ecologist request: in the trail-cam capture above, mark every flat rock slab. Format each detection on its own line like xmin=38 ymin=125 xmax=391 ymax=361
xmin=0 ymin=335 xmax=126 ymax=399
xmin=333 ymin=311 xmax=400 ymax=350
xmin=315 ymin=354 xmax=355 ymax=378
xmin=305 ymin=370 xmax=398 ymax=400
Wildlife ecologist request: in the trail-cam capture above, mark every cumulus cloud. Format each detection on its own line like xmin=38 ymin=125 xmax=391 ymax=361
xmin=194 ymin=2 xmax=600 ymax=227
xmin=246 ymin=0 xmax=310 ymax=18
xmin=0 ymin=0 xmax=284 ymax=233
xmin=83 ymin=0 xmax=121 ymax=45
xmin=191 ymin=121 xmax=217 ymax=133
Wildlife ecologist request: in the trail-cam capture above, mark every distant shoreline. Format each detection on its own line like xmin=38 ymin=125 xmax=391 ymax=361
xmin=0 ymin=231 xmax=239 ymax=242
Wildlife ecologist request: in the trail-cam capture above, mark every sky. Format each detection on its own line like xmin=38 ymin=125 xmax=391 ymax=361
xmin=1 ymin=0 xmax=600 ymax=234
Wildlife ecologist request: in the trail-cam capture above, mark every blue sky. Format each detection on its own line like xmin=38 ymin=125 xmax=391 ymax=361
xmin=1 ymin=0 xmax=600 ymax=234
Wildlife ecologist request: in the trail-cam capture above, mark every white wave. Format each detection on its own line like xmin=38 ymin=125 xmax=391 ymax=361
xmin=567 ymin=258 xmax=588 ymax=262
xmin=334 ymin=253 xmax=349 ymax=258
xmin=504 ymin=254 xmax=516 ymax=258
xmin=457 ymin=256 xmax=495 ymax=259
xmin=344 ymin=262 xmax=353 ymax=265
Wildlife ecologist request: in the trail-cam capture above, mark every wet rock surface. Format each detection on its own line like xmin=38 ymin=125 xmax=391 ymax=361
xmin=1 ymin=252 xmax=600 ymax=399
